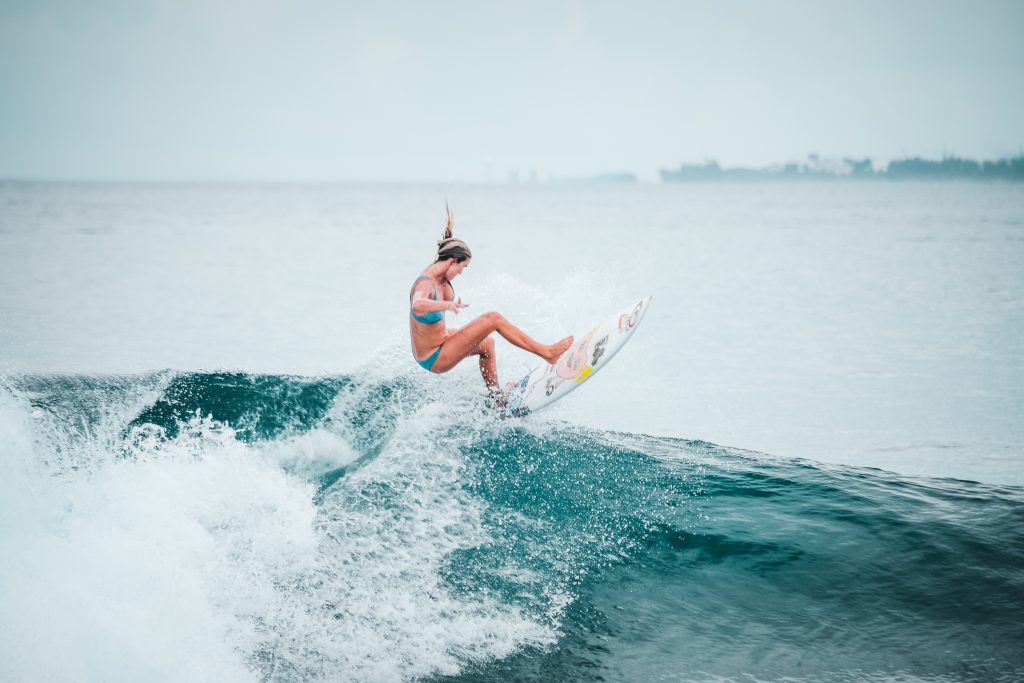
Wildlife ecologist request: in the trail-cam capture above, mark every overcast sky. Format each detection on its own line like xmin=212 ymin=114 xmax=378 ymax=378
xmin=2 ymin=0 xmax=1022 ymax=181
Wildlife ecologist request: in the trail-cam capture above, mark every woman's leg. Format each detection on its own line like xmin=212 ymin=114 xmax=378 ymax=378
xmin=430 ymin=312 xmax=573 ymax=374
xmin=471 ymin=336 xmax=498 ymax=391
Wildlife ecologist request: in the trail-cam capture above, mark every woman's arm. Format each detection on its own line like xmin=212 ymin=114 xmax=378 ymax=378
xmin=411 ymin=295 xmax=460 ymax=315
xmin=411 ymin=283 xmax=468 ymax=315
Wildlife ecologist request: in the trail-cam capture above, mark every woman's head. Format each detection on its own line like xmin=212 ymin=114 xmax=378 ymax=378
xmin=435 ymin=199 xmax=472 ymax=264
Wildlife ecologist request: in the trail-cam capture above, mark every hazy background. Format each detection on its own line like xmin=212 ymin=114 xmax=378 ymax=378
xmin=2 ymin=0 xmax=1023 ymax=182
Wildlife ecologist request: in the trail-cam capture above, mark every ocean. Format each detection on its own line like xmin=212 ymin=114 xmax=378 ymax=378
xmin=1 ymin=181 xmax=1022 ymax=682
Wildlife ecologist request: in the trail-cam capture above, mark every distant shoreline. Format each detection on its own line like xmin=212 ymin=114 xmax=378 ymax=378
xmin=660 ymin=155 xmax=1024 ymax=183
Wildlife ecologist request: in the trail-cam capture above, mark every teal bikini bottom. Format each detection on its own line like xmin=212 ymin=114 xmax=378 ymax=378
xmin=416 ymin=344 xmax=442 ymax=371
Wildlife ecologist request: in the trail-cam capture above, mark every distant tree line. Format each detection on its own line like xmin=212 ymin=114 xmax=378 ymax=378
xmin=659 ymin=155 xmax=1024 ymax=182
xmin=885 ymin=156 xmax=1024 ymax=180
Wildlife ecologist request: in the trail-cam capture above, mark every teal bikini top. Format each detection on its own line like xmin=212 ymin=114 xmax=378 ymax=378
xmin=409 ymin=275 xmax=451 ymax=325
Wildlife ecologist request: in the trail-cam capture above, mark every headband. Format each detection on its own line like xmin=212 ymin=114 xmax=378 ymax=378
xmin=437 ymin=238 xmax=470 ymax=257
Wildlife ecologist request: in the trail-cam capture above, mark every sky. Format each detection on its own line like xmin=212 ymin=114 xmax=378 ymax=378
xmin=1 ymin=0 xmax=1023 ymax=182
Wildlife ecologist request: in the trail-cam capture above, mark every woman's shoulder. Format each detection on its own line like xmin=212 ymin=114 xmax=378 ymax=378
xmin=410 ymin=274 xmax=436 ymax=296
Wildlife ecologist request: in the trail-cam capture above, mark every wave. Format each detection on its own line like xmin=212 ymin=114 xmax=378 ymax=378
xmin=1 ymin=372 xmax=1022 ymax=682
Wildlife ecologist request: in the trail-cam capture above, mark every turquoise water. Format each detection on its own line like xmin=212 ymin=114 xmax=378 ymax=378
xmin=1 ymin=181 xmax=1023 ymax=681
xmin=1 ymin=372 xmax=1021 ymax=682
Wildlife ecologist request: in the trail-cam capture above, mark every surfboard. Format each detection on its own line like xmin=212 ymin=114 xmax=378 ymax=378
xmin=502 ymin=295 xmax=652 ymax=417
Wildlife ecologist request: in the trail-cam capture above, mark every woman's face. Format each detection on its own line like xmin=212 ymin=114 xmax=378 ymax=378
xmin=447 ymin=257 xmax=470 ymax=279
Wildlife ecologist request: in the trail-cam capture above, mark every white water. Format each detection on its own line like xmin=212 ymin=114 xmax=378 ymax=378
xmin=0 ymin=376 xmax=554 ymax=682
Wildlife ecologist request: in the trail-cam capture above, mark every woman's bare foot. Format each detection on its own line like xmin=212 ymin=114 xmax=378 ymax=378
xmin=542 ymin=336 xmax=574 ymax=364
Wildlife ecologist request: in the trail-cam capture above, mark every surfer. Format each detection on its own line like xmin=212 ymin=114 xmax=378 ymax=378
xmin=410 ymin=203 xmax=574 ymax=399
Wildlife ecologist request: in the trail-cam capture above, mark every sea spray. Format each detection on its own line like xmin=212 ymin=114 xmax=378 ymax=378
xmin=0 ymin=374 xmax=556 ymax=682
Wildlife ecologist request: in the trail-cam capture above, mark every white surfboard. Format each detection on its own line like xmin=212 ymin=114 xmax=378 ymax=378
xmin=502 ymin=296 xmax=652 ymax=417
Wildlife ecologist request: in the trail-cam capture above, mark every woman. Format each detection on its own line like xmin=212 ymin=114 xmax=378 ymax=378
xmin=410 ymin=204 xmax=573 ymax=397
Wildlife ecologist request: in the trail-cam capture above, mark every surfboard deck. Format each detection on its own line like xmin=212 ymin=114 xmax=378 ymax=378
xmin=502 ymin=295 xmax=652 ymax=418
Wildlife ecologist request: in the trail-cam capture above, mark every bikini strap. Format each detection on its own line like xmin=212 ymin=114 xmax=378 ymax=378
xmin=409 ymin=275 xmax=438 ymax=302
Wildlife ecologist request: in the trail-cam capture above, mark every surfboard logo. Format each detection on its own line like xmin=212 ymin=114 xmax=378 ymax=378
xmin=591 ymin=335 xmax=609 ymax=366
xmin=556 ymin=331 xmax=594 ymax=383
xmin=618 ymin=302 xmax=643 ymax=332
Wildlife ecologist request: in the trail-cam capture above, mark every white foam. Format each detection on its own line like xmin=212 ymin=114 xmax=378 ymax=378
xmin=1 ymin=398 xmax=275 ymax=681
xmin=252 ymin=426 xmax=358 ymax=478
xmin=253 ymin=398 xmax=555 ymax=681
xmin=0 ymin=379 xmax=555 ymax=682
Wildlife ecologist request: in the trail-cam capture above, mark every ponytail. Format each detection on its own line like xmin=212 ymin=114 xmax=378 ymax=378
xmin=442 ymin=198 xmax=454 ymax=240
xmin=435 ymin=198 xmax=472 ymax=263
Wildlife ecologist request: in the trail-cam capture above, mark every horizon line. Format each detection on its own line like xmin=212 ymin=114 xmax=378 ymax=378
xmin=3 ymin=153 xmax=1023 ymax=186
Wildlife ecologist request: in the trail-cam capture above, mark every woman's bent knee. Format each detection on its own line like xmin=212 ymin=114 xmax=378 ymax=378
xmin=482 ymin=311 xmax=504 ymax=326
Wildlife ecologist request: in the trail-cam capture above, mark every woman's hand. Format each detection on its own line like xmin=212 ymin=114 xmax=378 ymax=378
xmin=448 ymin=298 xmax=469 ymax=314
